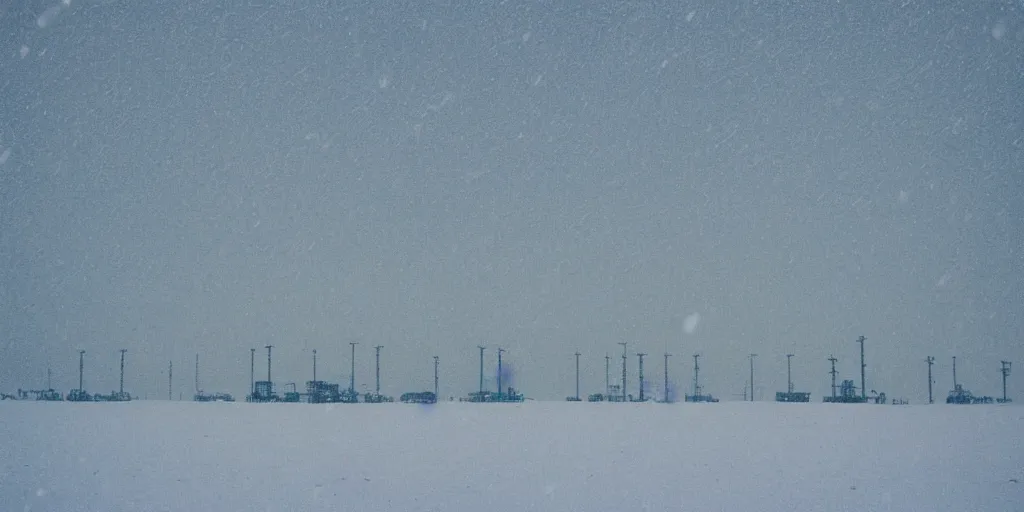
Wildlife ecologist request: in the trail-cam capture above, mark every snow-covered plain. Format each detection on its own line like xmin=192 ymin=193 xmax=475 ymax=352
xmin=2 ymin=401 xmax=1021 ymax=511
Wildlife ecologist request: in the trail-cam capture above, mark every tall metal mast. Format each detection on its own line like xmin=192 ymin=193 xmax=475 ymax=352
xmin=78 ymin=350 xmax=85 ymax=392
xmin=619 ymin=342 xmax=628 ymax=401
xmin=266 ymin=345 xmax=273 ymax=383
xmin=374 ymin=345 xmax=383 ymax=395
xmin=120 ymin=349 xmax=127 ymax=395
xmin=250 ymin=348 xmax=255 ymax=396
xmin=605 ymin=353 xmax=610 ymax=397
xmin=748 ymin=353 xmax=757 ymax=401
xmin=313 ymin=349 xmax=317 ymax=383
xmin=194 ymin=352 xmax=199 ymax=395
xmin=637 ymin=352 xmax=647 ymax=401
xmin=477 ymin=346 xmax=486 ymax=395
xmin=497 ymin=348 xmax=505 ymax=394
xmin=573 ymin=350 xmax=581 ymax=401
xmin=664 ymin=353 xmax=672 ymax=402
xmin=952 ymin=356 xmax=958 ymax=389
xmin=693 ymin=353 xmax=701 ymax=397
xmin=1000 ymin=361 xmax=1012 ymax=403
xmin=433 ymin=356 xmax=439 ymax=398
xmin=828 ymin=355 xmax=838 ymax=399
xmin=168 ymin=360 xmax=172 ymax=400
xmin=856 ymin=336 xmax=866 ymax=399
xmin=786 ymin=354 xmax=794 ymax=394
xmin=926 ymin=356 xmax=934 ymax=404
xmin=349 ymin=342 xmax=358 ymax=393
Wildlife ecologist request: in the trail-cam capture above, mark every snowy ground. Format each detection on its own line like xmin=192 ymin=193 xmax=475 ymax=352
xmin=2 ymin=401 xmax=1021 ymax=512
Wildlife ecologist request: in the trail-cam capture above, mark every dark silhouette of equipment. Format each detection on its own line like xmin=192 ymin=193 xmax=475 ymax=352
xmin=400 ymin=391 xmax=437 ymax=404
xmin=68 ymin=350 xmax=91 ymax=401
xmin=685 ymin=353 xmax=718 ymax=402
xmin=828 ymin=355 xmax=838 ymax=399
xmin=364 ymin=345 xmax=393 ymax=403
xmin=193 ymin=353 xmax=233 ymax=402
xmin=998 ymin=361 xmax=1012 ymax=404
xmin=776 ymin=353 xmax=810 ymax=402
xmin=946 ymin=356 xmax=994 ymax=404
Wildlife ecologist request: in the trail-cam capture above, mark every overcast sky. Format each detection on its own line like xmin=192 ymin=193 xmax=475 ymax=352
xmin=1 ymin=1 xmax=1021 ymax=402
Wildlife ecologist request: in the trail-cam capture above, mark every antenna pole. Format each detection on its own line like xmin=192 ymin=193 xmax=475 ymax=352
xmin=828 ymin=355 xmax=838 ymax=399
xmin=664 ymin=353 xmax=672 ymax=403
xmin=952 ymin=356 xmax=958 ymax=389
xmin=313 ymin=349 xmax=317 ymax=383
xmin=47 ymin=367 xmax=52 ymax=390
xmin=573 ymin=352 xmax=581 ymax=399
xmin=168 ymin=360 xmax=172 ymax=400
xmin=349 ymin=342 xmax=358 ymax=393
xmin=477 ymin=346 xmax=486 ymax=394
xmin=433 ymin=356 xmax=439 ymax=398
xmin=498 ymin=348 xmax=505 ymax=395
xmin=856 ymin=336 xmax=866 ymax=399
xmin=786 ymin=354 xmax=794 ymax=394
xmin=619 ymin=342 xmax=628 ymax=401
xmin=637 ymin=353 xmax=647 ymax=401
xmin=374 ymin=345 xmax=383 ymax=395
xmin=194 ymin=353 xmax=199 ymax=395
xmin=926 ymin=356 xmax=934 ymax=404
xmin=749 ymin=353 xmax=757 ymax=401
xmin=120 ymin=349 xmax=127 ymax=395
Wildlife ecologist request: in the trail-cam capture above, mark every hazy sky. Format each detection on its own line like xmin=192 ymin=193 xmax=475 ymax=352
xmin=1 ymin=1 xmax=1021 ymax=402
